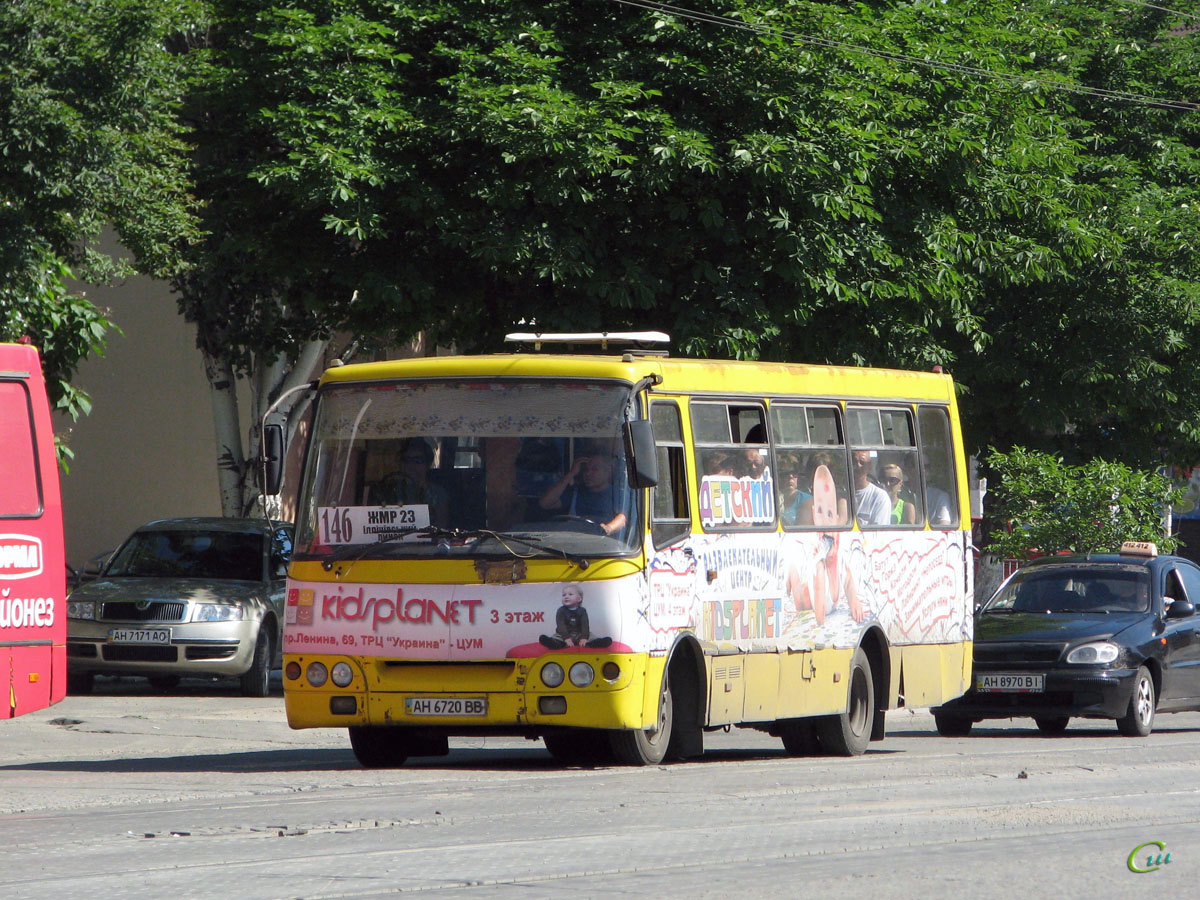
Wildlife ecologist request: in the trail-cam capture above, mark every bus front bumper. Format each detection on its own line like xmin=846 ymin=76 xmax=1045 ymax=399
xmin=283 ymin=651 xmax=663 ymax=733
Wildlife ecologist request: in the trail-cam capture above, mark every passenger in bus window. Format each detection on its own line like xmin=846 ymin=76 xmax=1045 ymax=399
xmin=703 ymin=451 xmax=738 ymax=477
xmin=538 ymin=441 xmax=630 ymax=535
xmin=926 ymin=484 xmax=953 ymax=525
xmin=374 ymin=438 xmax=451 ymax=527
xmin=880 ymin=463 xmax=917 ymax=525
xmin=779 ymin=455 xmax=809 ymax=525
xmin=742 ymin=445 xmax=768 ymax=480
xmin=852 ymin=450 xmax=891 ymax=528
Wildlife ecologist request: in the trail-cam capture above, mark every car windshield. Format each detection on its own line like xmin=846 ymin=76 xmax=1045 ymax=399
xmin=984 ymin=566 xmax=1151 ymax=614
xmin=294 ymin=378 xmax=641 ymax=560
xmin=105 ymin=530 xmax=264 ymax=581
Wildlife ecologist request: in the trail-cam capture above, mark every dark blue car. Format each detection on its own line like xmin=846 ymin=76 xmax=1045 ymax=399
xmin=933 ymin=542 xmax=1200 ymax=737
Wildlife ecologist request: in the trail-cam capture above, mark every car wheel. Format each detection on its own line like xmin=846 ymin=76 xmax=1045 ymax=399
xmin=816 ymin=647 xmax=874 ymax=755
xmin=1116 ymin=666 xmax=1155 ymax=737
xmin=239 ymin=629 xmax=272 ymax=698
xmin=1035 ymin=716 xmax=1070 ymax=735
xmin=609 ymin=679 xmax=673 ymax=765
xmin=933 ymin=712 xmax=973 ymax=737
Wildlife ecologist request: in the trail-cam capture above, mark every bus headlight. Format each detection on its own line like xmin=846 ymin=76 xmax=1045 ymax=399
xmin=569 ymin=662 xmax=595 ymax=687
xmin=306 ymin=662 xmax=329 ymax=687
xmin=331 ymin=661 xmax=354 ymax=687
xmin=541 ymin=662 xmax=565 ymax=688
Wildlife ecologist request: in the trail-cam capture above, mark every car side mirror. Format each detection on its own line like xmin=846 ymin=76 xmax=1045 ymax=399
xmin=1166 ymin=600 xmax=1195 ymax=619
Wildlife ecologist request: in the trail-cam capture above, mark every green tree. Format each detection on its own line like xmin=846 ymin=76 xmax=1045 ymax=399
xmin=983 ymin=446 xmax=1182 ymax=557
xmin=0 ymin=0 xmax=197 ymax=431
xmin=174 ymin=0 xmax=1200 ymax=512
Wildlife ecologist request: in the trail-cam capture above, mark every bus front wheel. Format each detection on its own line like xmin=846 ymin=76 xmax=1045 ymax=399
xmin=609 ymin=680 xmax=673 ymax=766
xmin=349 ymin=726 xmax=411 ymax=768
xmin=815 ymin=647 xmax=874 ymax=756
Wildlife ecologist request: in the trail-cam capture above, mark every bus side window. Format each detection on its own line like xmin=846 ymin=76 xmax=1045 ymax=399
xmin=651 ymin=402 xmax=690 ymax=548
xmin=917 ymin=406 xmax=960 ymax=528
xmin=771 ymin=404 xmax=850 ymax=529
xmin=691 ymin=400 xmax=774 ymax=531
xmin=847 ymin=406 xmax=921 ymax=529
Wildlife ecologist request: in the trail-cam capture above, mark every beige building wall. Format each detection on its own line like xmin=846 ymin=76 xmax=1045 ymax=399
xmin=56 ymin=270 xmax=222 ymax=570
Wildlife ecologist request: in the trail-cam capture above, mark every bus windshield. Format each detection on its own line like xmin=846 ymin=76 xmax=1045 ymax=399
xmin=295 ymin=378 xmax=641 ymax=560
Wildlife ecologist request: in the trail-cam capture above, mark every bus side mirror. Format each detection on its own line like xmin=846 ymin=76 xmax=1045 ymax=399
xmin=262 ymin=423 xmax=285 ymax=495
xmin=624 ymin=420 xmax=658 ymax=489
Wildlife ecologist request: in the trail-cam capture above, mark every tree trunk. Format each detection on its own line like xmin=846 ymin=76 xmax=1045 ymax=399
xmin=202 ymin=348 xmax=246 ymax=518
xmin=235 ymin=339 xmax=331 ymax=517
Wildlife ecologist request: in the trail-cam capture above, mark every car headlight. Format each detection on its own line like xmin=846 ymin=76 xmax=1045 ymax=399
xmin=66 ymin=600 xmax=95 ymax=620
xmin=192 ymin=604 xmax=244 ymax=623
xmin=1066 ymin=641 xmax=1120 ymax=664
xmin=569 ymin=662 xmax=595 ymax=687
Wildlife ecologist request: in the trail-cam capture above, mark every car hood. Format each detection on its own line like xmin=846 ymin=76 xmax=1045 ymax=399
xmin=68 ymin=577 xmax=265 ymax=605
xmin=976 ymin=612 xmax=1145 ymax=645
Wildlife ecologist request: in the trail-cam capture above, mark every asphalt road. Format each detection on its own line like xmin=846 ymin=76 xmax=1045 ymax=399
xmin=2 ymin=675 xmax=1198 ymax=899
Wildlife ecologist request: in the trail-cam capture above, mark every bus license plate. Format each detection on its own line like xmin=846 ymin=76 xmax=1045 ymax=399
xmin=405 ymin=697 xmax=488 ymax=717
xmin=108 ymin=627 xmax=171 ymax=645
xmin=977 ymin=673 xmax=1044 ymax=693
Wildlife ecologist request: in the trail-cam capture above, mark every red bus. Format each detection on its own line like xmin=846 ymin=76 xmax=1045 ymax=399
xmin=0 ymin=342 xmax=66 ymax=718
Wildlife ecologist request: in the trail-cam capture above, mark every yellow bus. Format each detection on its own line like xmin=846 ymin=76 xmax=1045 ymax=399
xmin=278 ymin=334 xmax=973 ymax=765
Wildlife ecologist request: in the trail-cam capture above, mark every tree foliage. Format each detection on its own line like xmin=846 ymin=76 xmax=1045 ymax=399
xmin=176 ymin=0 xmax=1200 ymax=478
xmin=12 ymin=0 xmax=1199 ymax=505
xmin=0 ymin=0 xmax=197 ymax=422
xmin=982 ymin=446 xmax=1182 ymax=558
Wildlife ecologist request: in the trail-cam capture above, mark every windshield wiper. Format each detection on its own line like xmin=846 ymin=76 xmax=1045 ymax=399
xmin=320 ymin=526 xmax=589 ymax=570
xmin=471 ymin=529 xmax=591 ymax=570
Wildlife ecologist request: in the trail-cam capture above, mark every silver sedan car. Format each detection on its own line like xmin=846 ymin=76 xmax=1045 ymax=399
xmin=65 ymin=518 xmax=292 ymax=696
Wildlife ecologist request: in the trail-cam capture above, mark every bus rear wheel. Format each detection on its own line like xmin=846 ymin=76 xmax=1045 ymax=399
xmin=609 ymin=680 xmax=673 ymax=765
xmin=778 ymin=718 xmax=821 ymax=755
xmin=815 ymin=647 xmax=874 ymax=756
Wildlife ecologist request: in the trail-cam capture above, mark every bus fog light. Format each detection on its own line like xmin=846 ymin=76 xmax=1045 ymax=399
xmin=331 ymin=662 xmax=354 ymax=687
xmin=541 ymin=662 xmax=565 ymax=688
xmin=306 ymin=662 xmax=328 ymax=687
xmin=569 ymin=662 xmax=595 ymax=687
xmin=285 ymin=661 xmax=302 ymax=680
xmin=330 ymin=696 xmax=357 ymax=715
xmin=539 ymin=696 xmax=567 ymax=715
xmin=601 ymin=662 xmax=620 ymax=682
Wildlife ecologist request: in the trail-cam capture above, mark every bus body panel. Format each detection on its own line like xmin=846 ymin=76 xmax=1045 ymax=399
xmin=0 ymin=343 xmax=66 ymax=718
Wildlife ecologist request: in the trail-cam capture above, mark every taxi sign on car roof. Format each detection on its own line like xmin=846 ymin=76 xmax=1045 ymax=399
xmin=1120 ymin=540 xmax=1158 ymax=558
